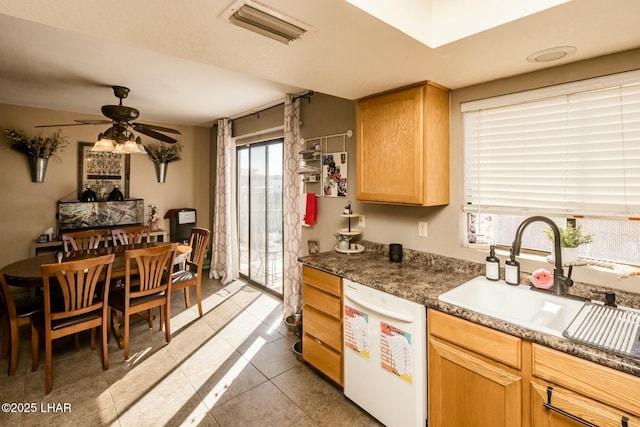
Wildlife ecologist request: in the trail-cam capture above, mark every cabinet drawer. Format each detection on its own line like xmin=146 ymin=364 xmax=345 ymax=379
xmin=303 ymin=283 xmax=341 ymax=319
xmin=428 ymin=310 xmax=521 ymax=369
xmin=303 ymin=332 xmax=342 ymax=385
xmin=303 ymin=305 xmax=342 ymax=352
xmin=532 ymin=344 xmax=640 ymax=416
xmin=531 ymin=379 xmax=640 ymax=426
xmin=302 ymin=265 xmax=341 ymax=297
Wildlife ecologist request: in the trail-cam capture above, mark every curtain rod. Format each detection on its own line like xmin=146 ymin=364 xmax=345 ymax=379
xmin=227 ymin=90 xmax=315 ymax=122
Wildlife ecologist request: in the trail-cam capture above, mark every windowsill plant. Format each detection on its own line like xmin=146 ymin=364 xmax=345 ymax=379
xmin=544 ymin=224 xmax=594 ymax=264
xmin=543 ymin=225 xmax=594 ymax=248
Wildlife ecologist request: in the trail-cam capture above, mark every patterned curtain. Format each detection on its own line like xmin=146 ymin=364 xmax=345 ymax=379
xmin=283 ymin=95 xmax=303 ymax=317
xmin=209 ymin=118 xmax=235 ymax=284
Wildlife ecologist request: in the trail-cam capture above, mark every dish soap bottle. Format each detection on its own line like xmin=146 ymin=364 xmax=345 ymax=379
xmin=485 ymin=245 xmax=500 ymax=281
xmin=505 ymin=247 xmax=520 ymax=285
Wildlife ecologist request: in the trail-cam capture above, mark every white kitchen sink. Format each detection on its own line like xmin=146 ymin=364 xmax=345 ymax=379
xmin=439 ymin=276 xmax=587 ymax=337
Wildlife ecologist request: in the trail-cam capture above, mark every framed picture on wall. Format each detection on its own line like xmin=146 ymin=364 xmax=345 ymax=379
xmin=308 ymin=240 xmax=319 ymax=254
xmin=77 ymin=142 xmax=130 ymax=200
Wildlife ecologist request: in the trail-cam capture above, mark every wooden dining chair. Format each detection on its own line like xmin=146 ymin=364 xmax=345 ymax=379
xmin=171 ymin=228 xmax=210 ymax=317
xmin=110 ymin=225 xmax=150 ymax=246
xmin=61 ymin=229 xmax=108 ymax=252
xmin=109 ymin=243 xmax=177 ymax=360
xmin=30 ymin=253 xmax=115 ymax=394
xmin=0 ymin=273 xmax=43 ymax=376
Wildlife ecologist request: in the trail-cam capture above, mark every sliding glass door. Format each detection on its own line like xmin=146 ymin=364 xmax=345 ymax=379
xmin=237 ymin=139 xmax=283 ymax=295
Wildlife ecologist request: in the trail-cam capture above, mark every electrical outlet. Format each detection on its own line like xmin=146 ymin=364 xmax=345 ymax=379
xmin=418 ymin=221 xmax=428 ymax=237
xmin=358 ymin=215 xmax=365 ymax=228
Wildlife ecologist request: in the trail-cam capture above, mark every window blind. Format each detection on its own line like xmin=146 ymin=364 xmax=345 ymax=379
xmin=463 ymin=69 xmax=640 ymax=218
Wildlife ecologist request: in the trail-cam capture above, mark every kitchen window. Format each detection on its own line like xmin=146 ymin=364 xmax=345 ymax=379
xmin=463 ymin=69 xmax=640 ymax=266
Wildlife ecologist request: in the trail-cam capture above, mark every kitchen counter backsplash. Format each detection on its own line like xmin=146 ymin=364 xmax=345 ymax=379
xmin=299 ymin=240 xmax=640 ymax=377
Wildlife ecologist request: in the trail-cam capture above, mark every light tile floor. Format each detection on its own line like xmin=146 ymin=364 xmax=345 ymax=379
xmin=0 ymin=274 xmax=383 ymax=426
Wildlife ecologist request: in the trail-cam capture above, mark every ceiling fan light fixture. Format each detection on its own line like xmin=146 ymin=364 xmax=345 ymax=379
xmin=122 ymin=139 xmax=141 ymax=154
xmin=222 ymin=0 xmax=312 ymax=44
xmin=92 ymin=133 xmax=115 ymax=152
xmin=135 ymin=136 xmax=147 ymax=154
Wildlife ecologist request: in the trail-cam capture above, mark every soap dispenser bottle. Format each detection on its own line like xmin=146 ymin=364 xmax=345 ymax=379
xmin=485 ymin=245 xmax=500 ymax=281
xmin=505 ymin=247 xmax=520 ymax=285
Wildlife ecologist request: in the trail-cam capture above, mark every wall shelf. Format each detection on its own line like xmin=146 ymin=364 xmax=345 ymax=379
xmin=298 ymin=129 xmax=353 ymax=196
xmin=334 ymin=202 xmax=364 ymax=253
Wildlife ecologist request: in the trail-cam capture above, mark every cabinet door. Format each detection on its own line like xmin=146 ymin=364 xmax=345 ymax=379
xmin=531 ymin=380 xmax=640 ymax=427
xmin=429 ymin=337 xmax=522 ymax=427
xmin=356 ymin=85 xmax=425 ymax=204
xmin=356 ymin=82 xmax=449 ymax=206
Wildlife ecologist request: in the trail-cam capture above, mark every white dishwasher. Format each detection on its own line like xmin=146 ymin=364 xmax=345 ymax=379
xmin=343 ymin=279 xmax=427 ymax=427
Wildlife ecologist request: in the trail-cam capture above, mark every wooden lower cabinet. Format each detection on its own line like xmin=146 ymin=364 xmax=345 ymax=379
xmin=531 ymin=380 xmax=640 ymax=427
xmin=428 ymin=310 xmax=640 ymax=427
xmin=428 ymin=311 xmax=523 ymax=427
xmin=302 ymin=266 xmax=343 ymax=386
xmin=531 ymin=343 xmax=640 ymax=427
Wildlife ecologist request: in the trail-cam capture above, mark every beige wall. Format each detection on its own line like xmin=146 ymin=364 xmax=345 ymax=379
xmin=0 ymin=104 xmax=210 ymax=266
xmin=301 ymin=49 xmax=640 ymax=293
xmin=5 ymin=48 xmax=639 ymax=292
xmin=299 ymin=93 xmax=357 ymax=254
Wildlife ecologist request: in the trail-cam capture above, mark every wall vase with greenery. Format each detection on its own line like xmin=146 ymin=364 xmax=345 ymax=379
xmin=144 ymin=142 xmax=182 ymax=183
xmin=5 ymin=129 xmax=69 ymax=182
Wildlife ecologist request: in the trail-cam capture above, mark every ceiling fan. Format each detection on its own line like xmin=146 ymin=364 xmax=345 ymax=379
xmin=35 ymin=85 xmax=181 ymax=144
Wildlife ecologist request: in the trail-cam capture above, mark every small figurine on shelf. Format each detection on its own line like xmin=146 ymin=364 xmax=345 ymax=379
xmin=147 ymin=204 xmax=160 ymax=231
xmin=343 ymin=200 xmax=352 ymax=215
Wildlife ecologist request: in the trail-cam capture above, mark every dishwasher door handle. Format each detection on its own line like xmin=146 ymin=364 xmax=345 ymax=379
xmin=345 ymin=292 xmax=414 ymax=323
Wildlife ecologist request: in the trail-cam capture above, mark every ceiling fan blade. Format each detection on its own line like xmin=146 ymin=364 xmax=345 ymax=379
xmin=75 ymin=119 xmax=113 ymax=125
xmin=34 ymin=119 xmax=112 ymax=128
xmin=132 ymin=123 xmax=181 ymax=134
xmin=134 ymin=126 xmax=178 ymax=144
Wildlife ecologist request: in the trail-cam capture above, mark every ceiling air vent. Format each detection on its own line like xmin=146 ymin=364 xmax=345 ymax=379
xmin=222 ymin=0 xmax=312 ymax=44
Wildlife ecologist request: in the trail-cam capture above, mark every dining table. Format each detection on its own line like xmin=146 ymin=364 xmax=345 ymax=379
xmin=1 ymin=241 xmax=192 ymax=350
xmin=1 ymin=241 xmax=191 ymax=286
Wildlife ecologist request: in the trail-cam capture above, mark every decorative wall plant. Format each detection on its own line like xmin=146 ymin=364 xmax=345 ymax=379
xmin=144 ymin=142 xmax=182 ymax=183
xmin=5 ymin=129 xmax=69 ymax=182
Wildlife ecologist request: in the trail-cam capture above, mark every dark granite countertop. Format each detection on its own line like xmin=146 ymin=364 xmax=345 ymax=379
xmin=299 ymin=241 xmax=640 ymax=377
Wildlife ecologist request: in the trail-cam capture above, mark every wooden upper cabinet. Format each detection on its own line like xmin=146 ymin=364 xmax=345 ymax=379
xmin=356 ymin=82 xmax=450 ymax=206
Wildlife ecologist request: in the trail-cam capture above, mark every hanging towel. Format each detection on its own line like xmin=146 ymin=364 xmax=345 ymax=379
xmin=304 ymin=193 xmax=317 ymax=226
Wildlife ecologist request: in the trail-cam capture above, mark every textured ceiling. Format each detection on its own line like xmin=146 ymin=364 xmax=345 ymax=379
xmin=0 ymin=0 xmax=639 ymax=127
